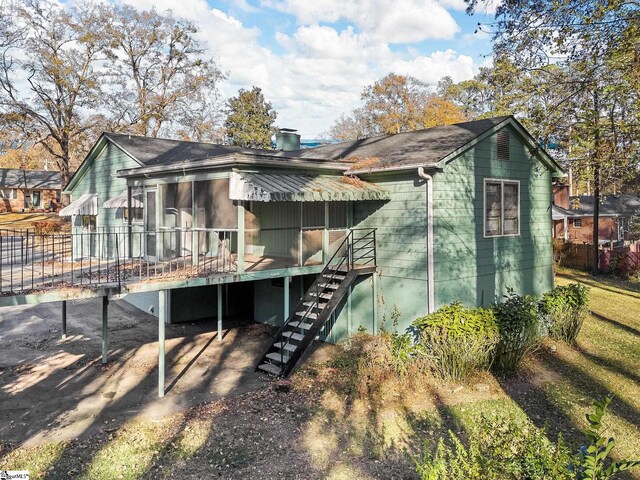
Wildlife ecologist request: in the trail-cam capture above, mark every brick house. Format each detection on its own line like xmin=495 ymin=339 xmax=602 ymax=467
xmin=552 ymin=183 xmax=640 ymax=244
xmin=0 ymin=168 xmax=62 ymax=213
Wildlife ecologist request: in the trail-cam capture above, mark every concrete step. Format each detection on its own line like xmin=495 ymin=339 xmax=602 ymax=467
xmin=317 ymin=282 xmax=340 ymax=290
xmin=296 ymin=311 xmax=318 ymax=320
xmin=258 ymin=363 xmax=282 ymax=375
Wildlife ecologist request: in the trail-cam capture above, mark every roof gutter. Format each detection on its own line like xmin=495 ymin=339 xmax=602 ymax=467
xmin=418 ymin=166 xmax=436 ymax=314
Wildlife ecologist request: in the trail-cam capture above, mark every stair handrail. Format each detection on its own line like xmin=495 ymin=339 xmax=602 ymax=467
xmin=275 ymin=228 xmax=377 ymax=369
xmin=278 ymin=229 xmax=353 ymax=366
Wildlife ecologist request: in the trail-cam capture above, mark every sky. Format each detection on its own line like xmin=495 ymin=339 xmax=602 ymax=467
xmin=119 ymin=0 xmax=499 ymax=139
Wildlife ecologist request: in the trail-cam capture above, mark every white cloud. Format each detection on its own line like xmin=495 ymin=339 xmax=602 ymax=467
xmin=265 ymin=0 xmax=460 ymax=42
xmin=116 ymin=0 xmax=481 ymax=137
xmin=390 ymin=49 xmax=476 ymax=83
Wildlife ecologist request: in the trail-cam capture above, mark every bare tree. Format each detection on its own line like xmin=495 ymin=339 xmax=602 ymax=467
xmin=0 ymin=0 xmax=110 ymax=186
xmin=107 ymin=5 xmax=226 ymax=140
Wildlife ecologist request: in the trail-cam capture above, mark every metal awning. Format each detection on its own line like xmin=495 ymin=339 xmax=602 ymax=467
xmin=103 ymin=189 xmax=143 ymax=209
xmin=59 ymin=193 xmax=98 ymax=217
xmin=229 ymin=171 xmax=390 ymax=202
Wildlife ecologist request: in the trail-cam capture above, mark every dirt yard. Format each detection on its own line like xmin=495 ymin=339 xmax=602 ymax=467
xmin=0 ymin=298 xmax=276 ymax=445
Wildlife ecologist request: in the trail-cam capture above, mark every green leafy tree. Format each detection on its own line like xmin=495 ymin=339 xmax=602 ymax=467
xmin=329 ymin=73 xmax=466 ymax=140
xmin=464 ymin=0 xmax=640 ymax=273
xmin=224 ymin=87 xmax=277 ymax=149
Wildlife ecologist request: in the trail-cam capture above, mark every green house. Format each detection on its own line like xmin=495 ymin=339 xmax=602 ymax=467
xmin=51 ymin=115 xmax=562 ymax=379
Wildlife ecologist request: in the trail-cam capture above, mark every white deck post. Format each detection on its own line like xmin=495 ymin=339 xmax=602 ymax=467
xmin=217 ymin=284 xmax=223 ymax=341
xmin=159 ymin=289 xmax=171 ymax=324
xmin=237 ymin=201 xmax=245 ymax=274
xmin=101 ymin=296 xmax=109 ymax=364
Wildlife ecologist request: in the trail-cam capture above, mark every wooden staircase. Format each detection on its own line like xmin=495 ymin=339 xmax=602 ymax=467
xmin=257 ymin=228 xmax=376 ymax=377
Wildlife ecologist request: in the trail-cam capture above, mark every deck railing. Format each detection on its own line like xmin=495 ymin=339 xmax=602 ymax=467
xmin=0 ymin=227 xmax=237 ymax=295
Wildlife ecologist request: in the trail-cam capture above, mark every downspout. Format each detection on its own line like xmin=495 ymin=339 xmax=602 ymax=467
xmin=418 ymin=167 xmax=435 ymax=313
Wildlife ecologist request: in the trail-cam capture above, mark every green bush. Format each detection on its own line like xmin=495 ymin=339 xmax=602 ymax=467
xmin=492 ymin=288 xmax=546 ymax=373
xmin=575 ymin=396 xmax=640 ymax=479
xmin=412 ymin=303 xmax=500 ymax=382
xmin=415 ymin=414 xmax=574 ymax=479
xmin=540 ymin=283 xmax=590 ymax=344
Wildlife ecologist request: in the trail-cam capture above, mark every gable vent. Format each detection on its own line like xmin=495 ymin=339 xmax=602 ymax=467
xmin=497 ymin=130 xmax=509 ymax=161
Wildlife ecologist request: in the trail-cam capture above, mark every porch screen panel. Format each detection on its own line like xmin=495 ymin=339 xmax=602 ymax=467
xmin=251 ymin=201 xmax=298 ymax=261
xmin=302 ymin=202 xmax=323 ymax=228
xmin=328 ymin=202 xmax=347 ymax=228
xmin=161 ymin=182 xmax=192 ymax=259
xmin=194 ymin=179 xmax=237 ymax=229
xmin=301 ymin=202 xmax=323 ymax=266
xmin=194 ymin=179 xmax=237 ymax=259
xmin=485 ymin=182 xmax=502 ymax=236
xmin=503 ymin=183 xmax=519 ymax=235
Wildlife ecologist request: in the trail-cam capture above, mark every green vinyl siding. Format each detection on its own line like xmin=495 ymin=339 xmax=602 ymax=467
xmin=433 ymin=125 xmax=553 ymax=307
xmin=345 ymin=174 xmax=429 ymax=335
xmin=70 ymin=142 xmax=140 ymax=228
xmin=327 ymin=125 xmax=554 ymax=340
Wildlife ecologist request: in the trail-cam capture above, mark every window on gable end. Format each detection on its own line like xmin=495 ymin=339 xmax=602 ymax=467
xmin=497 ymin=130 xmax=510 ymax=161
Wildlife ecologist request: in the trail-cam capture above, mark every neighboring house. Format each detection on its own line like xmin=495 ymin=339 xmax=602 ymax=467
xmin=552 ymin=184 xmax=640 ymax=244
xmin=61 ymin=116 xmax=561 ymax=350
xmin=0 ymin=168 xmax=62 ymax=213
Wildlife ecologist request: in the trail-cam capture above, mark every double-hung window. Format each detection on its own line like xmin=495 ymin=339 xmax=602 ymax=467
xmin=484 ymin=179 xmax=520 ymax=237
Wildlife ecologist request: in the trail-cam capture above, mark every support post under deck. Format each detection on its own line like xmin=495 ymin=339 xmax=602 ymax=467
xmin=158 ymin=311 xmax=165 ymax=398
xmin=217 ymin=284 xmax=223 ymax=342
xmin=237 ymin=202 xmax=245 ymax=274
xmin=283 ymin=276 xmax=290 ymax=325
xmin=101 ymin=296 xmax=109 ymax=364
xmin=159 ymin=289 xmax=171 ymax=325
xmin=61 ymin=300 xmax=67 ymax=339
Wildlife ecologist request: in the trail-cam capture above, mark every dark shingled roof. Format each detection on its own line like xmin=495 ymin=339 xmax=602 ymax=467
xmin=568 ymin=195 xmax=640 ymax=217
xmin=0 ymin=168 xmax=62 ymax=189
xmin=104 ymin=133 xmax=277 ymax=167
xmin=104 ymin=117 xmax=512 ymax=171
xmin=283 ymin=116 xmax=512 ymax=170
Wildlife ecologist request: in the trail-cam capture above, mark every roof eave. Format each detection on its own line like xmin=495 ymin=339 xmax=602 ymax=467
xmin=115 ymin=154 xmax=350 ymax=178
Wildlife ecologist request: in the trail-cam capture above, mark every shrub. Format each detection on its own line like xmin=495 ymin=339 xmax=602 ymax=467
xmin=540 ymin=283 xmax=590 ymax=344
xmin=492 ymin=288 xmax=545 ymax=373
xmin=415 ymin=414 xmax=574 ymax=479
xmin=412 ymin=303 xmax=499 ymax=382
xmin=33 ymin=220 xmax=62 ymax=235
xmin=575 ymin=396 xmax=640 ymax=479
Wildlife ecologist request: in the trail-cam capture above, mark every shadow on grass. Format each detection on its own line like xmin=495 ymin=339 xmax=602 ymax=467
xmin=591 ymin=311 xmax=640 ymax=337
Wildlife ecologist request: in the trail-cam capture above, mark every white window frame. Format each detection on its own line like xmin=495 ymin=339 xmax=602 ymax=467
xmin=483 ymin=178 xmax=521 ymax=238
xmin=573 ymin=218 xmax=582 ymax=228
xmin=0 ymin=188 xmax=16 ymax=199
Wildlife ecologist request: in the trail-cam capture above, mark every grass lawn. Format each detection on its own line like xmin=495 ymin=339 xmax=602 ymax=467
xmin=1 ymin=268 xmax=639 ymax=479
xmin=0 ymin=212 xmax=68 ymax=231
